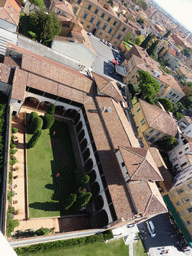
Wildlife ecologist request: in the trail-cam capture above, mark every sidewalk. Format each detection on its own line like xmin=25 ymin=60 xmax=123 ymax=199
xmin=112 ymin=224 xmax=139 ymax=256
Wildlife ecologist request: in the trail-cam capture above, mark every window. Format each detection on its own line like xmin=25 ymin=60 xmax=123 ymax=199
xmin=182 ymin=197 xmax=190 ymax=204
xmin=185 ymin=147 xmax=189 ymax=151
xmin=90 ymin=15 xmax=95 ymax=23
xmin=101 ymin=13 xmax=105 ymax=18
xmin=57 ymin=10 xmax=61 ymax=14
xmin=113 ymin=20 xmax=117 ymax=26
xmin=83 ymin=12 xmax=88 ymax=19
xmin=176 ymin=95 xmax=179 ymax=98
xmin=172 ymin=93 xmax=176 ymax=97
xmin=179 ymin=151 xmax=182 ymax=155
xmin=149 ymin=129 xmax=154 ymax=134
xmin=132 ymin=75 xmax=135 ymax=78
xmin=148 ymin=137 xmax=155 ymax=143
xmin=181 ymin=162 xmax=187 ymax=168
xmin=177 ymin=188 xmax=184 ymax=194
xmin=73 ymin=6 xmax=79 ymax=14
xmin=99 ymin=32 xmax=102 ymax=36
xmin=107 ymin=17 xmax=111 ymax=22
xmin=87 ymin=25 xmax=90 ymax=29
xmin=18 ymin=100 xmax=21 ymax=103
xmin=94 ymin=9 xmax=98 ymax=14
xmin=88 ymin=4 xmax=92 ymax=10
xmin=156 ymin=132 xmax=161 ymax=137
xmin=105 ymin=35 xmax=108 ymax=39
xmin=102 ymin=23 xmax=107 ymax=30
xmin=114 ymin=41 xmax=117 ymax=45
xmin=136 ymin=108 xmax=141 ymax=113
xmin=108 ymin=27 xmax=113 ymax=34
xmin=140 ymin=118 xmax=146 ymax=126
xmin=175 ymin=201 xmax=180 ymax=206
xmin=121 ymin=162 xmax=125 ymax=167
xmin=186 ymin=221 xmax=191 ymax=225
xmin=96 ymin=20 xmax=102 ymax=27
xmin=187 ymin=207 xmax=192 ymax=213
xmin=77 ymin=0 xmax=81 ymax=4
xmin=117 ymin=33 xmax=122 ymax=40
xmin=169 ymin=92 xmax=172 ymax=95
xmin=145 ymin=135 xmax=149 ymax=139
xmin=122 ymin=27 xmax=126 ymax=32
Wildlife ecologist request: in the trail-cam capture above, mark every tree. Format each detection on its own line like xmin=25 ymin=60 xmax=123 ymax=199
xmin=180 ymin=96 xmax=192 ymax=109
xmin=47 ymin=103 xmax=55 ymax=115
xmin=135 ymin=35 xmax=145 ymax=46
xmin=164 ymin=29 xmax=171 ymax=38
xmin=137 ymin=18 xmax=145 ymax=25
xmin=75 ymin=174 xmax=90 ymax=188
xmin=182 ymin=48 xmax=191 ymax=58
xmin=63 ymin=194 xmax=77 ymax=210
xmin=138 ymin=70 xmax=160 ymax=104
xmin=107 ymin=0 xmax=113 ymax=7
xmin=174 ymin=112 xmax=184 ymax=121
xmin=124 ymin=30 xmax=132 ymax=43
xmin=29 ymin=0 xmax=44 ymax=7
xmin=128 ymin=83 xmax=137 ymax=98
xmin=147 ymin=40 xmax=159 ymax=56
xmin=30 ymin=116 xmax=43 ymax=133
xmin=43 ymin=113 xmax=55 ymax=129
xmin=158 ymin=98 xmax=173 ymax=112
xmin=73 ymin=192 xmax=92 ymax=211
xmin=19 ymin=9 xmax=62 ymax=45
xmin=140 ymin=33 xmax=155 ymax=49
xmin=156 ymin=136 xmax=177 ymax=151
xmin=28 ymin=130 xmax=42 ymax=148
xmin=140 ymin=0 xmax=148 ymax=10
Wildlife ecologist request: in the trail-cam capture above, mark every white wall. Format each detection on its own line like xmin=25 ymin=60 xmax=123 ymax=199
xmin=51 ymin=40 xmax=96 ymax=68
xmin=162 ymin=88 xmax=184 ymax=103
xmin=0 ymin=19 xmax=17 ymax=33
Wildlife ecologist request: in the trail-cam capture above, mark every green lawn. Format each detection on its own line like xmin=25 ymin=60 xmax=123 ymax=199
xmin=134 ymin=238 xmax=147 ymax=256
xmin=23 ymin=239 xmax=129 ymax=256
xmin=27 ymin=120 xmax=77 ymax=218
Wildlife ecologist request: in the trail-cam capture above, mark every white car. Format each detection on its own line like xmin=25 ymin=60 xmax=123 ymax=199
xmin=146 ymin=221 xmax=156 ymax=238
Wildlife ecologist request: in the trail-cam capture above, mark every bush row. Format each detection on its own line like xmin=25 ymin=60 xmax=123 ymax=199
xmin=15 ymin=230 xmax=113 ymax=255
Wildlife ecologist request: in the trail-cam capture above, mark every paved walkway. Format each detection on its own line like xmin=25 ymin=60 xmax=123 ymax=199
xmin=112 ymin=223 xmax=139 ymax=256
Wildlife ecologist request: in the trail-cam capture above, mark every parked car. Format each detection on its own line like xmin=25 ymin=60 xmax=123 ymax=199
xmin=107 ymin=42 xmax=112 ymax=47
xmin=146 ymin=221 xmax=156 ymax=238
xmin=87 ymin=32 xmax=92 ymax=36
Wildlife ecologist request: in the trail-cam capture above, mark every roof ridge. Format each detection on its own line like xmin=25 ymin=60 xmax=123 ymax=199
xmin=4 ymin=6 xmax=16 ymax=25
xmin=130 ymin=157 xmax=146 ymax=179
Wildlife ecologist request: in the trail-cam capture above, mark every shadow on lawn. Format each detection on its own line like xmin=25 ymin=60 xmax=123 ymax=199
xmin=29 ymin=201 xmax=60 ymax=212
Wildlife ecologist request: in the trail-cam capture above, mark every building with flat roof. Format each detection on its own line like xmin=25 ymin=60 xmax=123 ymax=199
xmin=1 ymin=43 xmax=168 ymax=231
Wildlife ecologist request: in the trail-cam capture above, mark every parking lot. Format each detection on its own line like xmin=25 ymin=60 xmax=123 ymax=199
xmin=88 ymin=34 xmax=125 ymax=82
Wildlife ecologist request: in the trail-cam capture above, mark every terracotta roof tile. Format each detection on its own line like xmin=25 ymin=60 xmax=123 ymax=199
xmin=0 ymin=63 xmax=11 ymax=84
xmin=139 ymin=99 xmax=178 ymax=137
xmin=0 ymin=0 xmax=20 ymax=25
xmin=11 ymin=68 xmax=27 ymax=100
xmin=118 ymin=146 xmax=163 ymax=181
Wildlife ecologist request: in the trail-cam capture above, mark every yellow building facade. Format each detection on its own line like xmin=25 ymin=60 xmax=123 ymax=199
xmin=69 ymin=0 xmax=131 ymax=46
xmin=168 ymin=180 xmax=192 ymax=237
xmin=131 ymin=101 xmax=166 ymax=148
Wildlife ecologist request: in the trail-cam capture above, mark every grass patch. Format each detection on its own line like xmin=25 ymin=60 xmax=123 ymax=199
xmin=17 ymin=239 xmax=128 ymax=256
xmin=134 ymin=238 xmax=147 ymax=256
xmin=27 ymin=121 xmax=77 ymax=218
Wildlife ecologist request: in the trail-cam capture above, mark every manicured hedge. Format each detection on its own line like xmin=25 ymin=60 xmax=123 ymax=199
xmin=12 ymin=127 xmax=18 ymax=133
xmin=15 ymin=230 xmax=113 ymax=255
xmin=63 ymin=193 xmax=77 ymax=210
xmin=47 ymin=103 xmax=55 ymax=115
xmin=30 ymin=116 xmax=43 ymax=133
xmin=28 ymin=130 xmax=42 ymax=148
xmin=43 ymin=113 xmax=54 ymax=129
xmin=73 ymin=192 xmax=92 ymax=210
xmin=27 ymin=112 xmax=38 ymax=126
xmin=76 ymin=174 xmax=90 ymax=188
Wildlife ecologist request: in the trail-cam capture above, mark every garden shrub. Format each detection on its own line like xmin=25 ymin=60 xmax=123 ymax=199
xmin=12 ymin=135 xmax=17 ymax=140
xmin=8 ymin=172 xmax=13 ymax=184
xmin=63 ymin=194 xmax=77 ymax=210
xmin=6 ymin=218 xmax=19 ymax=237
xmin=8 ymin=206 xmax=15 ymax=214
xmin=28 ymin=130 xmax=42 ymax=148
xmin=12 ymin=127 xmax=18 ymax=134
xmin=15 ymin=231 xmax=113 ymax=254
xmin=30 ymin=116 xmax=43 ymax=133
xmin=10 ymin=143 xmax=16 ymax=149
xmin=76 ymin=174 xmax=90 ymax=188
xmin=9 ymin=149 xmax=18 ymax=155
xmin=35 ymin=227 xmax=52 ymax=236
xmin=9 ymin=158 xmax=18 ymax=166
xmin=102 ymin=229 xmax=113 ymax=240
xmin=47 ymin=103 xmax=55 ymax=115
xmin=7 ymin=190 xmax=15 ymax=203
xmin=73 ymin=192 xmax=92 ymax=211
xmin=43 ymin=113 xmax=55 ymax=129
xmin=27 ymin=112 xmax=38 ymax=126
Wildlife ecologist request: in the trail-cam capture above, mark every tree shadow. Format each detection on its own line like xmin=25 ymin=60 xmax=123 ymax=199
xmin=29 ymin=201 xmax=60 ymax=212
xmin=45 ymin=184 xmax=54 ymax=190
